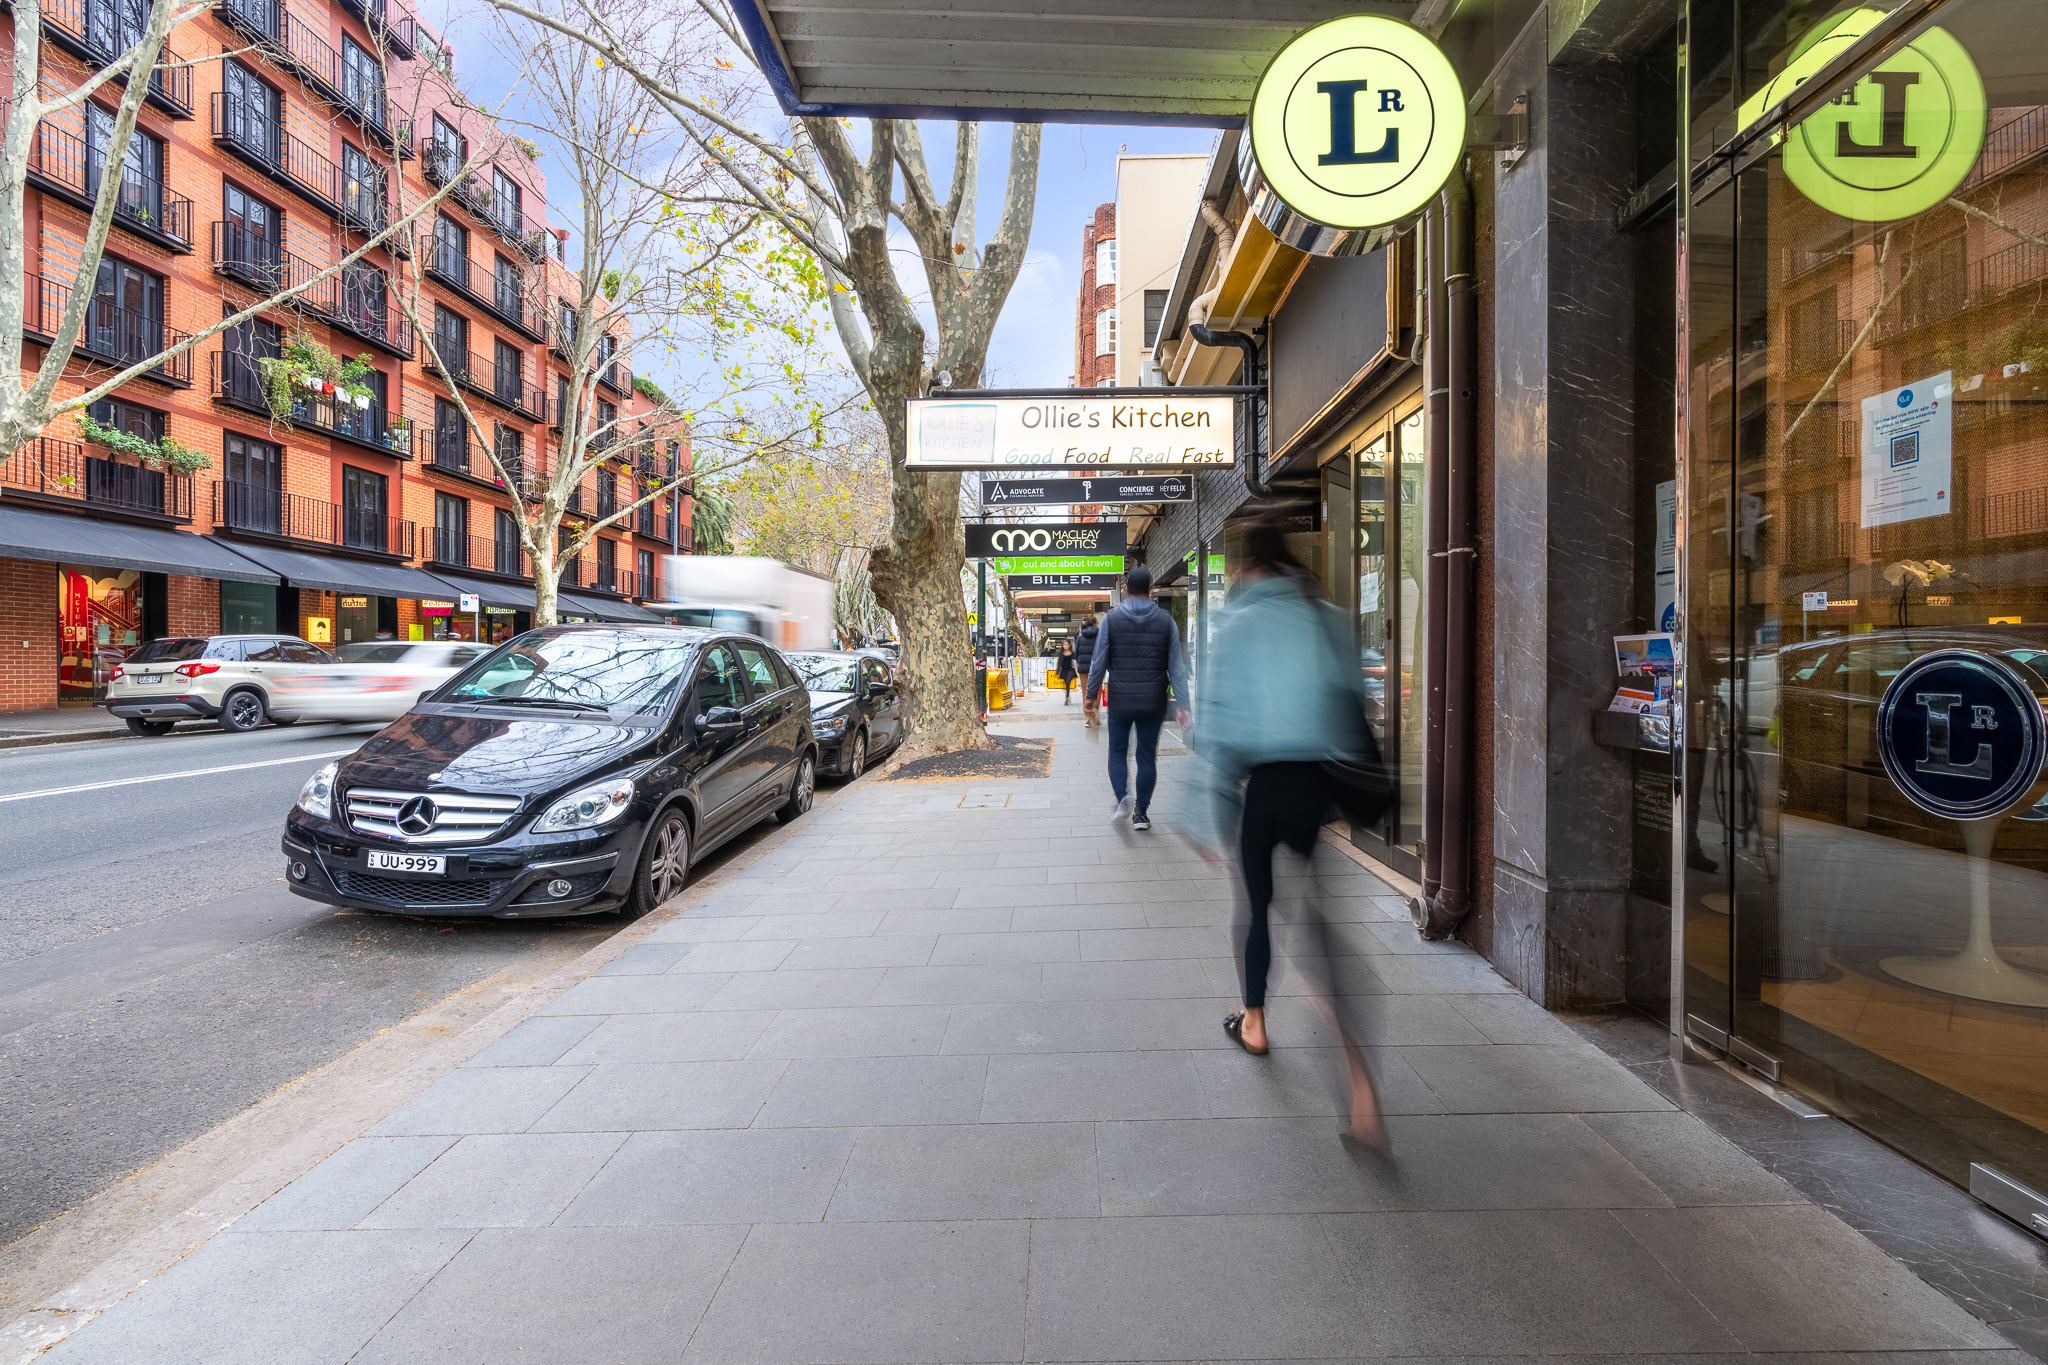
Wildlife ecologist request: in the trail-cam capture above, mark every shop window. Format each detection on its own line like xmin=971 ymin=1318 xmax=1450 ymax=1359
xmin=1095 ymin=308 xmax=1115 ymax=356
xmin=1142 ymin=289 xmax=1168 ymax=348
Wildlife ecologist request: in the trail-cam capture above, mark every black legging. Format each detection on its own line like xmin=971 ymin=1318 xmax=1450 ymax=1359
xmin=1238 ymin=760 xmax=1334 ymax=1009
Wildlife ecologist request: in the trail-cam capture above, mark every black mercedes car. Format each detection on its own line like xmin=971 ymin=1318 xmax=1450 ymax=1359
xmin=786 ymin=650 xmax=902 ymax=779
xmin=281 ymin=626 xmax=817 ymax=920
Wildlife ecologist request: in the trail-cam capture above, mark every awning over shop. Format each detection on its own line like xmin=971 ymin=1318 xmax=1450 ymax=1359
xmin=0 ymin=504 xmax=280 ymax=583
xmin=731 ymin=0 xmax=1419 ymax=126
xmin=560 ymin=593 xmax=663 ymax=624
xmin=430 ymin=573 xmax=537 ymax=613
xmin=208 ymin=541 xmax=462 ymax=601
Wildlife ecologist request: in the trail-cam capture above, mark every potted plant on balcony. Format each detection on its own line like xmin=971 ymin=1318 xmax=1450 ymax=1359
xmin=385 ymin=415 xmax=412 ymax=452
xmin=257 ymin=333 xmax=378 ymax=427
xmin=77 ymin=412 xmax=213 ymax=473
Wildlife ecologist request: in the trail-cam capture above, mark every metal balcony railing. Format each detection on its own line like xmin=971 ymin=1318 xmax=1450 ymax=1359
xmin=595 ymin=357 xmax=631 ymax=397
xmin=421 ymin=235 xmax=542 ymax=339
xmin=427 ymin=346 xmax=545 ymax=420
xmin=214 ymin=0 xmax=393 ymax=136
xmin=214 ymin=479 xmax=415 ymax=556
xmin=0 ymin=435 xmax=193 ymax=519
xmin=336 ymin=0 xmax=418 ymax=58
xmin=39 ymin=0 xmax=193 ymax=116
xmin=211 ymin=93 xmax=390 ymax=233
xmin=419 ymin=141 xmax=548 ymax=263
xmin=426 ymin=527 xmax=526 ymax=576
xmin=211 ymin=350 xmax=413 ymax=457
xmin=25 ymin=275 xmax=192 ymax=385
xmin=28 ymin=122 xmax=193 ymax=250
xmin=209 ymin=223 xmax=415 ymax=359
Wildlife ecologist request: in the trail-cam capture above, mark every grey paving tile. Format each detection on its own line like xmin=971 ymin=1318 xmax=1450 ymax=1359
xmin=536 ymin=973 xmax=732 ymax=1016
xmin=951 ymin=878 xmax=1069 ymax=907
xmin=598 ymin=942 xmax=699 ymax=975
xmin=941 ymin=1000 xmax=1141 ymax=1054
xmin=754 ymin=1054 xmax=989 ymax=1127
xmin=1078 ymin=926 xmax=1234 ymax=960
xmin=358 ymin=1133 xmax=625 ymax=1228
xmin=1447 ymin=991 xmax=1591 ymax=1044
xmin=1097 ymin=1116 xmax=1381 ymax=1215
xmin=1141 ymin=897 xmax=1239 ymax=927
xmin=740 ymin=910 xmax=886 ymax=938
xmin=874 ymin=906 xmax=1014 ymax=935
xmin=839 ymin=886 xmax=969 ymax=913
xmin=982 ymin=1050 xmax=1208 ymax=1122
xmin=556 ymin=1011 xmax=778 ymax=1065
xmin=460 ymin=1015 xmax=603 ymax=1068
xmin=1041 ymin=958 xmax=1216 ymax=1001
xmin=1323 ymin=1209 xmax=1742 ymax=1354
xmin=1615 ymin=1205 xmax=2009 ymax=1350
xmin=562 ymin=1128 xmax=854 ymax=1225
xmin=702 ymin=967 xmax=885 ymax=1011
xmin=239 ymin=1137 xmax=456 ymax=1231
xmin=355 ymin=1225 xmax=747 ymax=1365
xmin=780 ymin=933 xmax=937 ymax=970
xmin=1357 ymin=1113 xmax=1674 ymax=1209
xmin=1196 ymin=1045 xmax=1449 ymax=1118
xmin=644 ymin=914 xmax=765 ymax=941
xmin=40 ymin=1230 xmax=466 ymax=1365
xmin=871 ymin=962 xmax=1044 ymax=1005
xmin=1011 ymin=901 xmax=1152 ymax=930
xmin=1074 ymin=876 xmax=1235 ymax=904
xmin=725 ymin=891 xmax=850 ymax=916
xmin=1357 ymin=920 xmax=1481 ymax=955
xmin=1025 ymin=1213 xmax=1369 ymax=1362
xmin=368 ymin=1066 xmax=592 ymax=1137
xmin=749 ymin=1005 xmax=952 ymax=1058
xmin=1583 ymin=1111 xmax=1806 ymax=1206
xmin=830 ymin=1122 xmax=1099 ymax=1220
xmin=684 ymin=1220 xmax=1028 ymax=1364
xmin=1397 ymin=1043 xmax=1677 ymax=1114
xmin=669 ymin=939 xmax=800 ymax=972
xmin=1370 ymin=953 xmax=1515 ymax=994
xmin=930 ymin=929 xmax=1079 ymax=963
xmin=530 ymin=1060 xmax=788 ymax=1131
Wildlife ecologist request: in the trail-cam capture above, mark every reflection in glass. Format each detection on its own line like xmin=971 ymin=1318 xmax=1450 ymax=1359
xmin=1397 ymin=408 xmax=1428 ymax=850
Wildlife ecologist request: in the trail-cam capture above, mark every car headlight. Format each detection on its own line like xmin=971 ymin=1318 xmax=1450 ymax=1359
xmin=811 ymin=713 xmax=848 ymax=736
xmin=296 ymin=761 xmax=338 ymax=820
xmin=533 ymin=780 xmax=636 ymax=833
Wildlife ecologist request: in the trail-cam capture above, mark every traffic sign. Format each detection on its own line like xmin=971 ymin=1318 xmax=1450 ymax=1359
xmin=982 ymin=475 xmax=1192 ymax=506
xmin=459 ymin=594 xmax=481 ymax=613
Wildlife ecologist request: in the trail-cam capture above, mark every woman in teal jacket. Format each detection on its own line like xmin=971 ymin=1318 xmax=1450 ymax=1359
xmin=1195 ymin=515 xmax=1388 ymax=1150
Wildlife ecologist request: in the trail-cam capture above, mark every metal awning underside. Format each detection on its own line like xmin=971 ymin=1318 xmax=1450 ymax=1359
xmin=731 ymin=0 xmax=1417 ymax=127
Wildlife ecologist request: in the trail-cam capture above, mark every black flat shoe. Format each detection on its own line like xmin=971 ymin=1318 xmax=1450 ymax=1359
xmin=1224 ymin=1011 xmax=1268 ymax=1056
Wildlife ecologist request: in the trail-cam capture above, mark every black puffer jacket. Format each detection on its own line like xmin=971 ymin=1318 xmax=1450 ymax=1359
xmin=1073 ymin=623 xmax=1099 ymax=675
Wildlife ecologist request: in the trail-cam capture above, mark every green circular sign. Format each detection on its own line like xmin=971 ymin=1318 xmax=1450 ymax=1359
xmin=1248 ymin=15 xmax=1466 ymax=231
xmin=1762 ymin=10 xmax=1986 ymax=221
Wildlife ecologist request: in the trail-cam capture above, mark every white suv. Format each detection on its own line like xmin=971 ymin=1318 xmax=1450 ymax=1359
xmin=105 ymin=634 xmax=335 ymax=735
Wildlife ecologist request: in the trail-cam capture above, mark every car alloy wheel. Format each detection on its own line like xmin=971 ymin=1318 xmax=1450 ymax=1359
xmin=848 ymin=732 xmax=866 ymax=780
xmin=778 ymin=754 xmax=815 ymax=822
xmin=220 ymin=690 xmax=266 ymax=732
xmin=648 ymin=817 xmax=689 ymax=904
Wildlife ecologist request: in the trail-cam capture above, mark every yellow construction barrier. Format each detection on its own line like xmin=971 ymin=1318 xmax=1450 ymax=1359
xmin=986 ymin=669 xmax=1012 ymax=711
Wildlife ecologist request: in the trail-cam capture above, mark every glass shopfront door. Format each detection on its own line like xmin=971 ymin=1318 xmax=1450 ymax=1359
xmin=1683 ymin=0 xmax=2048 ymax=1195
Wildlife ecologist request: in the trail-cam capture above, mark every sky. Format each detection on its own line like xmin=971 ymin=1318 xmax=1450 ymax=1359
xmin=423 ymin=2 xmax=1218 ymax=399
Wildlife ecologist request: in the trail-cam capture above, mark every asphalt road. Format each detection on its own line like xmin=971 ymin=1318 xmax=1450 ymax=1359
xmin=0 ymin=722 xmax=619 ymax=1252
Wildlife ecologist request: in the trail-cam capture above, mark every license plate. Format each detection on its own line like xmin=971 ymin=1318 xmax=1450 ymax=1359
xmin=138 ymin=675 xmax=162 ymax=685
xmin=367 ymin=851 xmax=445 ymax=875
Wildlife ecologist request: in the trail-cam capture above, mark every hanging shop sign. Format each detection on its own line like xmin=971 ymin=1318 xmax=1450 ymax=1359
xmin=1740 ymin=7 xmax=1985 ymax=222
xmin=991 ymin=555 xmax=1124 ymax=576
xmin=981 ymin=476 xmax=1193 ymax=507
xmin=907 ymin=395 xmax=1235 ymax=470
xmin=965 ymin=522 xmax=1127 ymax=557
xmin=1877 ymin=649 xmax=2048 ymax=820
xmin=1007 ymin=574 xmax=1121 ymax=591
xmin=1247 ymin=14 xmax=1466 ymax=231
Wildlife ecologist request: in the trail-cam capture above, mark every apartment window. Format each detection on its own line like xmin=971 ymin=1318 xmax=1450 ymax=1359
xmin=433 ymin=396 xmax=464 ymax=468
xmin=638 ymin=548 xmax=655 ymax=592
xmin=221 ymin=183 xmax=279 ymax=286
xmin=493 ymin=338 xmax=522 ymax=403
xmin=433 ymin=491 xmax=468 ymax=563
xmin=554 ymin=374 xmax=569 ymax=427
xmin=90 ymin=256 xmax=164 ymax=366
xmin=342 ymin=262 xmax=387 ymax=333
xmin=555 ymin=300 xmax=576 ymax=350
xmin=432 ymin=214 xmax=467 ymax=285
xmin=88 ymin=397 xmax=165 ymax=443
xmin=341 ymin=465 xmax=389 ymax=552
xmin=491 ymin=168 xmax=522 ymax=229
xmin=341 ymin=144 xmax=384 ymax=231
xmin=222 ymin=62 xmax=281 ymax=163
xmin=597 ymin=536 xmax=616 ymax=589
xmin=86 ymin=106 xmax=166 ymax=235
xmin=222 ymin=431 xmax=282 ymax=533
xmin=494 ymin=506 xmax=522 ymax=575
xmin=558 ymin=525 xmax=580 ymax=586
xmin=596 ymin=397 xmax=617 ymax=447
xmin=429 ymin=115 xmax=463 ymax=175
xmin=1095 ymin=237 xmax=1115 ymax=285
xmin=494 ymin=423 xmax=524 ymax=479
xmin=1095 ymin=308 xmax=1115 ymax=356
xmin=1143 ymin=289 xmax=1168 ymax=348
xmin=340 ymin=37 xmax=384 ymax=126
xmin=597 ymin=466 xmax=617 ymax=517
xmin=432 ymin=305 xmax=466 ymax=373
xmin=493 ymin=254 xmax=522 ymax=321
xmin=416 ymin=27 xmax=453 ymax=74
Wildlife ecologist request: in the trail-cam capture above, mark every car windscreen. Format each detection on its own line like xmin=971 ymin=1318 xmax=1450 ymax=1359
xmin=125 ymin=638 xmax=209 ymax=663
xmin=337 ymin=643 xmax=416 ymax=663
xmin=669 ymin=607 xmax=764 ymax=634
xmin=438 ymin=632 xmax=698 ymax=717
xmin=786 ymin=653 xmax=858 ymax=693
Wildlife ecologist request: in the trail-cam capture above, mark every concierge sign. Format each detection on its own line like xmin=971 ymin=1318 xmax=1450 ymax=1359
xmin=906 ymin=394 xmax=1236 ymax=470
xmin=1248 ymin=14 xmax=1466 ymax=231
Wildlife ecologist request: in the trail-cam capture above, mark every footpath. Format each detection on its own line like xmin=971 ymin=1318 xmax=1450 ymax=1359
xmin=11 ymin=689 xmax=2018 ymax=1363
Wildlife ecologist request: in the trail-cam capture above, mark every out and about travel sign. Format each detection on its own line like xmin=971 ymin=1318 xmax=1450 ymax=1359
xmin=907 ymin=394 xmax=1236 ymax=469
xmin=990 ymin=555 xmax=1124 ymax=576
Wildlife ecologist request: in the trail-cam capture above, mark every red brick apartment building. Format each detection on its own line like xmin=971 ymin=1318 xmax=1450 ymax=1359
xmin=0 ymin=0 xmax=691 ymax=711
xmin=1071 ymin=202 xmax=1114 ymax=388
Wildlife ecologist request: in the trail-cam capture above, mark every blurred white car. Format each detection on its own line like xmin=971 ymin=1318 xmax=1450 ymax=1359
xmin=266 ymin=640 xmax=494 ymax=722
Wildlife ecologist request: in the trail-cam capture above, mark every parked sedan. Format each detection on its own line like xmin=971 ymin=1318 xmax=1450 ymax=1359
xmin=283 ymin=626 xmax=818 ymax=920
xmin=106 ymin=634 xmax=335 ymax=734
xmin=786 ymin=650 xmax=902 ymax=779
xmin=265 ymin=641 xmax=494 ymax=723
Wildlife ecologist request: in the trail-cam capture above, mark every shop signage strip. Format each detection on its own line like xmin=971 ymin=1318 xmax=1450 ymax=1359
xmin=981 ymin=475 xmax=1194 ymax=506
xmin=990 ymin=555 xmax=1124 ymax=575
xmin=964 ymin=522 xmax=1127 ymax=556
xmin=907 ymin=393 xmax=1236 ymax=470
xmin=1006 ymin=573 xmax=1121 ymax=590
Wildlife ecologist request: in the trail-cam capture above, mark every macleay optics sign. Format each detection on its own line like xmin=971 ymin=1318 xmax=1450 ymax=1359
xmin=964 ymin=522 xmax=1127 ymax=557
xmin=906 ymin=394 xmax=1236 ymax=470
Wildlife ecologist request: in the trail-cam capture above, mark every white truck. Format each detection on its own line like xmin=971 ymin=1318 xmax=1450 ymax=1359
xmin=650 ymin=555 xmax=835 ymax=651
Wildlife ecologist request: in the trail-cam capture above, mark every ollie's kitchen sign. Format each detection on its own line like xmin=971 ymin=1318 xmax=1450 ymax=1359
xmin=907 ymin=394 xmax=1236 ymax=469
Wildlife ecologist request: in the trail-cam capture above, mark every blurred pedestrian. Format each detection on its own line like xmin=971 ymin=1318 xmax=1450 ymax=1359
xmin=1055 ymin=639 xmax=1077 ymax=702
xmin=1194 ymin=514 xmax=1394 ymax=1150
xmin=1073 ymin=613 xmax=1100 ymax=727
xmin=1085 ymin=568 xmax=1189 ymax=832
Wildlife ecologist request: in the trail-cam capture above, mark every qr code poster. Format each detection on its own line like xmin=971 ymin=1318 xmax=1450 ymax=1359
xmin=1861 ymin=372 xmax=1953 ymax=528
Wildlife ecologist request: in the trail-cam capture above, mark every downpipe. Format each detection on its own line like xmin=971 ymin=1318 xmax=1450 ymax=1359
xmin=1421 ymin=200 xmax=1448 ymax=910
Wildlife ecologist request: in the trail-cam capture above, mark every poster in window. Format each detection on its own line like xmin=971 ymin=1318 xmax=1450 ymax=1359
xmin=1860 ymin=371 xmax=1953 ymax=528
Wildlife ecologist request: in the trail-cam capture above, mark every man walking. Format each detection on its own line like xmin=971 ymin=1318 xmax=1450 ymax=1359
xmin=1073 ymin=612 xmax=1100 ymax=727
xmin=1085 ymin=567 xmax=1190 ymax=831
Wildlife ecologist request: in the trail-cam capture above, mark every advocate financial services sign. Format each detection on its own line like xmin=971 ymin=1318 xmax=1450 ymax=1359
xmin=906 ymin=394 xmax=1235 ymax=470
xmin=1248 ymin=14 xmax=1466 ymax=231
